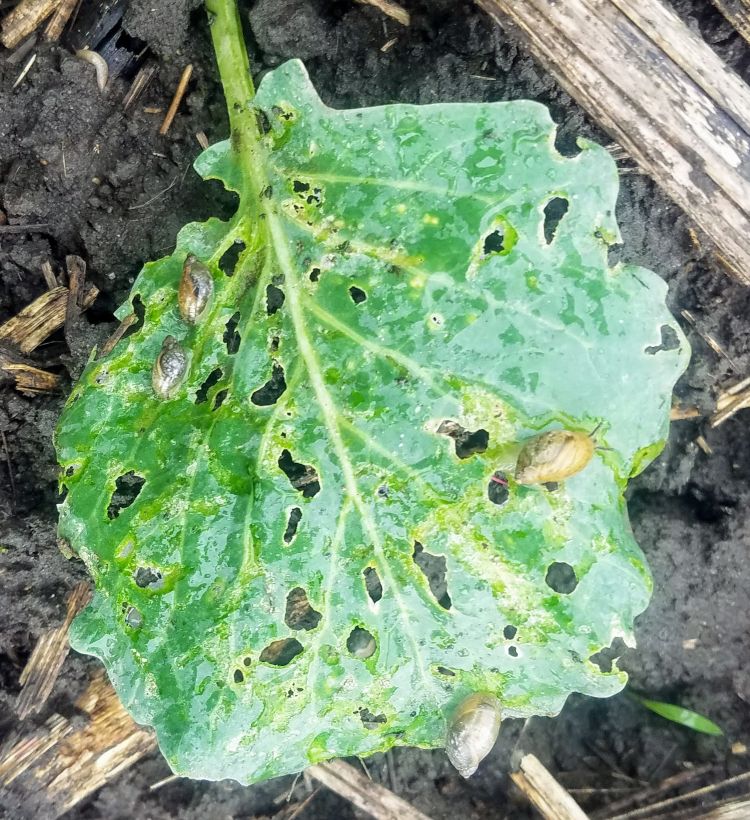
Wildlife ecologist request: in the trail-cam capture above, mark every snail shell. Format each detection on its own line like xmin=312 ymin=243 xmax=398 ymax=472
xmin=152 ymin=336 xmax=187 ymax=400
xmin=446 ymin=693 xmax=502 ymax=778
xmin=514 ymin=429 xmax=594 ymax=485
xmin=178 ymin=255 xmax=213 ymax=324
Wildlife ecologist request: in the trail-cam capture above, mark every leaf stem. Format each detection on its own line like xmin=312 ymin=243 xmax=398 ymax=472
xmin=204 ymin=0 xmax=261 ymax=195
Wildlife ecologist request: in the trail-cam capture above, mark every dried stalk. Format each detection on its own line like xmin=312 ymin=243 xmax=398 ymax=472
xmin=0 ymin=283 xmax=98 ymax=355
xmin=15 ymin=583 xmax=91 ymax=720
xmin=1 ymin=0 xmax=60 ymax=49
xmin=511 ymin=754 xmax=589 ymax=820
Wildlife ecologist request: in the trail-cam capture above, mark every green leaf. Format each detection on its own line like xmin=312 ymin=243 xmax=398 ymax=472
xmin=635 ymin=696 xmax=724 ymax=736
xmin=56 ymin=7 xmax=688 ymax=783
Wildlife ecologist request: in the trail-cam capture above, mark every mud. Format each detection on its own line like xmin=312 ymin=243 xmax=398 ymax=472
xmin=1 ymin=1 xmax=749 ymax=817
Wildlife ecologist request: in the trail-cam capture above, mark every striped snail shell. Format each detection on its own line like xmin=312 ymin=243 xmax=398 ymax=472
xmin=152 ymin=336 xmax=187 ymax=400
xmin=514 ymin=429 xmax=594 ymax=485
xmin=445 ymin=693 xmax=502 ymax=778
xmin=178 ymin=255 xmax=213 ymax=325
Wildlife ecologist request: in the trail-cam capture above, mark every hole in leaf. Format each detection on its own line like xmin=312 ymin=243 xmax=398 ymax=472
xmin=504 ymin=624 xmax=517 ymax=640
xmin=554 ymin=127 xmax=582 ymax=158
xmin=213 ymin=389 xmax=228 ymax=410
xmin=124 ymin=605 xmax=142 ymax=629
xmin=270 ymin=335 xmax=280 ymax=353
xmin=107 ymin=472 xmax=145 ymax=519
xmin=349 ymin=286 xmax=367 ymax=304
xmin=233 ymin=669 xmax=244 ymax=683
xmin=488 ymin=471 xmax=510 ymax=506
xmin=283 ymin=507 xmax=302 ymax=544
xmin=259 ymin=638 xmax=304 ymax=666
xmin=195 ymin=368 xmax=223 ymax=404
xmin=219 ymin=240 xmax=245 ymax=276
xmin=251 ymin=363 xmax=287 ymax=406
xmin=134 ymin=567 xmax=163 ymax=590
xmin=224 ymin=311 xmax=241 ymax=354
xmin=278 ymin=450 xmax=321 ymax=497
xmin=285 ymin=587 xmax=322 ymax=631
xmin=437 ymin=420 xmax=489 ymax=459
xmin=243 ymin=657 xmax=251 ymax=666
xmin=545 ymin=562 xmax=578 ymax=594
xmin=543 ymin=196 xmax=569 ymax=244
xmin=437 ymin=666 xmax=455 ymax=677
xmin=508 ymin=645 xmax=519 ymax=658
xmin=483 ymin=229 xmax=505 ymax=254
xmin=309 ymin=267 xmax=321 ymax=282
xmin=543 ymin=481 xmax=559 ymax=492
xmin=347 ymin=626 xmax=376 ymax=659
xmin=124 ymin=294 xmax=145 ymax=338
xmin=412 ymin=542 xmax=452 ymax=609
xmin=646 ymin=324 xmax=680 ymax=354
xmin=376 ymin=484 xmax=389 ymax=499
xmin=266 ymin=284 xmax=285 ymax=315
xmin=293 ymin=179 xmax=310 ymax=193
xmin=359 ymin=708 xmax=386 ymax=729
xmin=363 ymin=567 xmax=383 ymax=603
xmin=589 ymin=638 xmax=627 ymax=673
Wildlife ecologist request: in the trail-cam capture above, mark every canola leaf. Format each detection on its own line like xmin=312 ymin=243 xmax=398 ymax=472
xmin=56 ymin=53 xmax=689 ymax=783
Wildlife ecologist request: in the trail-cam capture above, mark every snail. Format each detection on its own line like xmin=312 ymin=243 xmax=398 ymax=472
xmin=445 ymin=693 xmax=502 ymax=778
xmin=178 ymin=255 xmax=213 ymax=324
xmin=514 ymin=428 xmax=597 ymax=485
xmin=152 ymin=336 xmax=187 ymax=400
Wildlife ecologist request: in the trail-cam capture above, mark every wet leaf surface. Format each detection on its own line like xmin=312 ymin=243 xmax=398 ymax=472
xmin=56 ymin=58 xmax=689 ymax=783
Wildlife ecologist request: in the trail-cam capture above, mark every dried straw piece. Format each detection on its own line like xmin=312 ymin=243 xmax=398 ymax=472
xmin=159 ymin=64 xmax=193 ymax=135
xmin=1 ymin=0 xmax=60 ymax=49
xmin=0 ymin=283 xmax=98 ymax=354
xmin=44 ymin=0 xmax=76 ymax=40
xmin=511 ymin=754 xmax=589 ymax=820
xmin=15 ymin=583 xmax=91 ymax=720
xmin=356 ymin=0 xmax=410 ymax=25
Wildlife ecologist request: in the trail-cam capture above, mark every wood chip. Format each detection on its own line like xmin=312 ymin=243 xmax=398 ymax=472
xmin=308 ymin=759 xmax=432 ymax=820
xmin=159 ymin=63 xmax=193 ymax=136
xmin=0 ymin=355 xmax=62 ymax=394
xmin=15 ymin=583 xmax=91 ymax=720
xmin=64 ymin=254 xmax=86 ymax=335
xmin=123 ymin=61 xmax=157 ymax=111
xmin=511 ymin=753 xmax=590 ymax=820
xmin=356 ymin=0 xmax=410 ymax=25
xmin=695 ymin=434 xmax=714 ymax=455
xmin=43 ymin=0 xmax=76 ymax=40
xmin=0 ymin=283 xmax=97 ymax=354
xmin=381 ymin=36 xmax=398 ymax=52
xmin=0 ymin=672 xmax=157 ymax=817
xmin=41 ymin=260 xmax=58 ymax=290
xmin=195 ymin=130 xmax=209 ymax=150
xmin=0 ymin=0 xmax=60 ymax=49
xmin=670 ymin=403 xmax=701 ymax=421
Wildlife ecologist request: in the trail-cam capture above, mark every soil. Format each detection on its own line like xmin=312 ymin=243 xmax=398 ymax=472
xmin=1 ymin=1 xmax=749 ymax=818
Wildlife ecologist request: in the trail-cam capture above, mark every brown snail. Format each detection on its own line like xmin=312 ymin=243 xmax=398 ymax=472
xmin=514 ymin=428 xmax=596 ymax=485
xmin=445 ymin=693 xmax=502 ymax=778
xmin=178 ymin=255 xmax=213 ymax=324
xmin=152 ymin=336 xmax=187 ymax=400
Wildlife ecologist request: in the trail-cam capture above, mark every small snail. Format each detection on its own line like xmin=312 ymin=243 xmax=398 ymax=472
xmin=514 ymin=428 xmax=595 ymax=485
xmin=152 ymin=336 xmax=187 ymax=400
xmin=178 ymin=255 xmax=213 ymax=324
xmin=445 ymin=693 xmax=502 ymax=778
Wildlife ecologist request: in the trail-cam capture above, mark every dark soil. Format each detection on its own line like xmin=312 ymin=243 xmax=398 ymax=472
xmin=1 ymin=1 xmax=749 ymax=818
